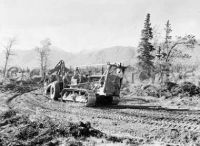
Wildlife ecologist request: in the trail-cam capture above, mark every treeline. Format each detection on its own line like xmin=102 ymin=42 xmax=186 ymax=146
xmin=137 ymin=13 xmax=198 ymax=83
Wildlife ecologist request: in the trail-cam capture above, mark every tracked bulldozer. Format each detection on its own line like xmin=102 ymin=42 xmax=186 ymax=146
xmin=45 ymin=61 xmax=127 ymax=107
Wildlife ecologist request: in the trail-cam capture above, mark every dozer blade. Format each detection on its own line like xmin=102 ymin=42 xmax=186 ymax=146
xmin=61 ymin=88 xmax=97 ymax=107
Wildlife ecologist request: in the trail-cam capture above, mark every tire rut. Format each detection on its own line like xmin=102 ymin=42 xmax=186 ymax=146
xmin=10 ymin=90 xmax=200 ymax=135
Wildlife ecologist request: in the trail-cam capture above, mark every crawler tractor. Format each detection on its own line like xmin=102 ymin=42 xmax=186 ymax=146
xmin=45 ymin=61 xmax=127 ymax=107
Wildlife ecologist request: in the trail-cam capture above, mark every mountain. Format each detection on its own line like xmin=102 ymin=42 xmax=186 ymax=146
xmin=71 ymin=46 xmax=136 ymax=66
xmin=0 ymin=46 xmax=136 ymax=69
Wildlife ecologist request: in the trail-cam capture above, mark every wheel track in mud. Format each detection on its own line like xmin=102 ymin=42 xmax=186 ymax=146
xmin=5 ymin=88 xmax=39 ymax=110
xmin=76 ymin=107 xmax=200 ymax=132
xmin=116 ymin=109 xmax=200 ymax=130
xmin=5 ymin=89 xmax=200 ymax=145
xmin=12 ymin=90 xmax=200 ymax=133
xmin=8 ymin=89 xmax=200 ymax=142
xmin=34 ymin=103 xmax=200 ymax=145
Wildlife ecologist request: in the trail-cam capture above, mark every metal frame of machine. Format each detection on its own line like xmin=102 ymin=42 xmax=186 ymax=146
xmin=45 ymin=61 xmax=127 ymax=107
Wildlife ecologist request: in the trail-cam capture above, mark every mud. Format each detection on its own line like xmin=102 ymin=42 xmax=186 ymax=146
xmin=0 ymin=110 xmax=102 ymax=146
xmin=1 ymin=83 xmax=200 ymax=145
xmin=0 ymin=109 xmax=143 ymax=146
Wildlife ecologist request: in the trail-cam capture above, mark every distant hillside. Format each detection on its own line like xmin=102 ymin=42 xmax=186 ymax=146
xmin=71 ymin=46 xmax=136 ymax=66
xmin=0 ymin=46 xmax=136 ymax=69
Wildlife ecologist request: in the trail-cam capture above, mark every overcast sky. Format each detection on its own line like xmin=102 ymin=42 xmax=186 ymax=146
xmin=0 ymin=0 xmax=199 ymax=52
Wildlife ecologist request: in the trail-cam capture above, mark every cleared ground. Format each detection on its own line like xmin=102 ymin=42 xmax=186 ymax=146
xmin=1 ymin=84 xmax=200 ymax=145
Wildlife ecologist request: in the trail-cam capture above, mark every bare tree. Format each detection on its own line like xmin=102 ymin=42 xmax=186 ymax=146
xmin=35 ymin=38 xmax=51 ymax=78
xmin=154 ymin=20 xmax=197 ymax=84
xmin=3 ymin=37 xmax=16 ymax=78
xmin=158 ymin=20 xmax=197 ymax=63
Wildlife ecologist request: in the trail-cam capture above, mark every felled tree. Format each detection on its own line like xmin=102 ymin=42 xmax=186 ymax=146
xmin=137 ymin=13 xmax=155 ymax=76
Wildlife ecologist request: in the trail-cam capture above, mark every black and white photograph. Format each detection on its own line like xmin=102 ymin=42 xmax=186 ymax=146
xmin=0 ymin=0 xmax=200 ymax=145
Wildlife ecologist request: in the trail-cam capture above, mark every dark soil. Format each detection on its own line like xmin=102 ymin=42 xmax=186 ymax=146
xmin=0 ymin=110 xmax=141 ymax=146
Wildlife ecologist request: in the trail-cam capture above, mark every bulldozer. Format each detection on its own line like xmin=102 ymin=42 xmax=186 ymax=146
xmin=45 ymin=60 xmax=127 ymax=107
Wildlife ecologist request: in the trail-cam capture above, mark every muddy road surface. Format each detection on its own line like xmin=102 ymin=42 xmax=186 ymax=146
xmin=5 ymin=89 xmax=200 ymax=145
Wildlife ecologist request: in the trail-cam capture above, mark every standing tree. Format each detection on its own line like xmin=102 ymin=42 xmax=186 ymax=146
xmin=137 ymin=13 xmax=155 ymax=76
xmin=156 ymin=20 xmax=172 ymax=83
xmin=35 ymin=38 xmax=51 ymax=78
xmin=164 ymin=20 xmax=172 ymax=59
xmin=156 ymin=20 xmax=197 ymax=83
xmin=159 ymin=20 xmax=196 ymax=63
xmin=3 ymin=37 xmax=16 ymax=78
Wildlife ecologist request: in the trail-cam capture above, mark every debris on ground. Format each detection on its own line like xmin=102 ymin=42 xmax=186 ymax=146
xmin=0 ymin=82 xmax=38 ymax=93
xmin=0 ymin=109 xmax=142 ymax=146
xmin=127 ymin=81 xmax=200 ymax=98
xmin=161 ymin=81 xmax=200 ymax=98
xmin=0 ymin=110 xmax=101 ymax=146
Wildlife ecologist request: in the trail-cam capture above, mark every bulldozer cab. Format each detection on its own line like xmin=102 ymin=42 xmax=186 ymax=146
xmin=103 ymin=63 xmax=125 ymax=96
xmin=73 ymin=63 xmax=126 ymax=96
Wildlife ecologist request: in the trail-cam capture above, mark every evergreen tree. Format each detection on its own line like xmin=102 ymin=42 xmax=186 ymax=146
xmin=137 ymin=13 xmax=155 ymax=75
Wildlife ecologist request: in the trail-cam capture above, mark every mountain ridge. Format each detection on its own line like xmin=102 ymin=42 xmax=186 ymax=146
xmin=0 ymin=46 xmax=136 ymax=69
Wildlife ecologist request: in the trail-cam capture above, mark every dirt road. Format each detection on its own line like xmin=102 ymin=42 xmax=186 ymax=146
xmin=5 ymin=89 xmax=200 ymax=145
